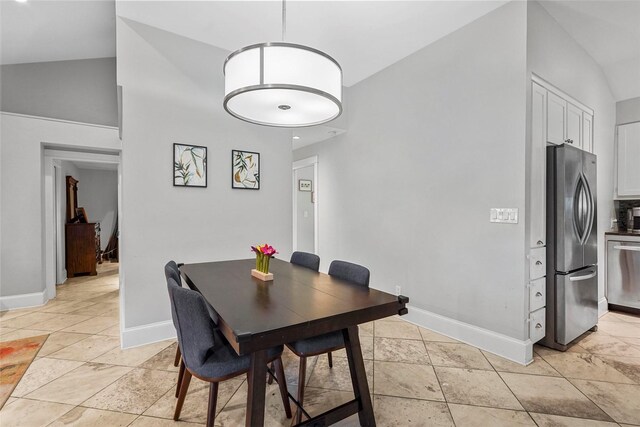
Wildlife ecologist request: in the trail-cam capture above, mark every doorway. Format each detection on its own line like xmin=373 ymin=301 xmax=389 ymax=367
xmin=43 ymin=148 xmax=121 ymax=303
xmin=292 ymin=156 xmax=319 ymax=254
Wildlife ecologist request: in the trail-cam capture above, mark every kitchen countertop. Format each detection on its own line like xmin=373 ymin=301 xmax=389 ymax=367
xmin=605 ymin=230 xmax=640 ymax=236
xmin=605 ymin=231 xmax=640 ymax=242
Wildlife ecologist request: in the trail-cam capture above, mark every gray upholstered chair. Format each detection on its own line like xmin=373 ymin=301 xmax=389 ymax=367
xmin=164 ymin=262 xmax=183 ymax=368
xmin=290 ymin=251 xmax=320 ymax=272
xmin=286 ymin=259 xmax=370 ymax=423
xmin=169 ymin=279 xmax=292 ymax=426
xmin=267 ymin=251 xmax=322 ymax=386
xmin=165 ymin=260 xmax=221 ymax=399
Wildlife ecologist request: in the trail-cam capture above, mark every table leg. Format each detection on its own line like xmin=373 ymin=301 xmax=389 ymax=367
xmin=246 ymin=349 xmax=268 ymax=427
xmin=343 ymin=326 xmax=376 ymax=426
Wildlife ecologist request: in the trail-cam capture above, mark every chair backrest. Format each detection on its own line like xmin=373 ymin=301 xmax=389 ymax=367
xmin=328 ymin=260 xmax=370 ymax=287
xmin=168 ymin=279 xmax=216 ymax=370
xmin=165 ymin=260 xmax=181 ymax=286
xmin=290 ymin=251 xmax=320 ymax=272
xmin=164 ymin=261 xmax=182 ymax=331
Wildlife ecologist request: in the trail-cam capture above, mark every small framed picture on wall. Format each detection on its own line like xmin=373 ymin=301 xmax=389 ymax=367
xmin=299 ymin=179 xmax=312 ymax=192
xmin=232 ymin=150 xmax=260 ymax=190
xmin=174 ymin=143 xmax=207 ymax=187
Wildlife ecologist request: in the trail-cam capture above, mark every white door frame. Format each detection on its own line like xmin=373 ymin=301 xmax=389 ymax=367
xmin=292 ymin=156 xmax=319 ymax=254
xmin=43 ymin=148 xmax=121 ymax=301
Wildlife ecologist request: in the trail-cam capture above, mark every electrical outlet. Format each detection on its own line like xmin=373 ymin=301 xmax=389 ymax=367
xmin=395 ymin=285 xmax=401 ymax=296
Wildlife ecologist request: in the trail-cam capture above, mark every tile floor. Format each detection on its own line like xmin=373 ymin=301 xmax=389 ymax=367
xmin=1 ymin=263 xmax=639 ymax=426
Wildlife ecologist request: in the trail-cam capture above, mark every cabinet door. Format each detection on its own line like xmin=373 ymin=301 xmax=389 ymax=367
xmin=530 ymin=82 xmax=546 ymax=248
xmin=566 ymin=103 xmax=583 ymax=149
xmin=583 ymin=112 xmax=593 ymax=153
xmin=547 ymin=91 xmax=566 ymax=145
xmin=617 ymin=122 xmax=640 ymax=196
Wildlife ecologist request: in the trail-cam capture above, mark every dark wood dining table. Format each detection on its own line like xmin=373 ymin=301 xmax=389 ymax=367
xmin=180 ymin=258 xmax=408 ymax=427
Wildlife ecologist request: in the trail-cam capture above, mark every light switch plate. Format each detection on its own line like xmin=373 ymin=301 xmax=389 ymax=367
xmin=490 ymin=208 xmax=518 ymax=224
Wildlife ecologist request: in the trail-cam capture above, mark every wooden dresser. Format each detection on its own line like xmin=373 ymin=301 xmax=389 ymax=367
xmin=66 ymin=223 xmax=98 ymax=277
xmin=65 ymin=175 xmax=99 ymax=277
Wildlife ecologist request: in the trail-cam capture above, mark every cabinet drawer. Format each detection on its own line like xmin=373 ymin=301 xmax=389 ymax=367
xmin=529 ymin=247 xmax=546 ymax=280
xmin=529 ymin=308 xmax=546 ymax=343
xmin=529 ymin=278 xmax=546 ymax=312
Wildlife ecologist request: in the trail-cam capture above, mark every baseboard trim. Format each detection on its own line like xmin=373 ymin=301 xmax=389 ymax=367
xmin=121 ymin=320 xmax=176 ymax=349
xmin=0 ymin=291 xmax=47 ymax=311
xmin=403 ymin=304 xmax=533 ymax=365
xmin=598 ymin=297 xmax=608 ymax=317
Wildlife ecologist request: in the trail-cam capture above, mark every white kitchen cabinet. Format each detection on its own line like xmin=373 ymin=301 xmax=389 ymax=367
xmin=530 ymin=82 xmax=547 ymax=248
xmin=529 ymin=307 xmax=546 ymax=343
xmin=544 ymin=86 xmax=593 ymax=153
xmin=547 ymin=91 xmax=566 ymax=145
xmin=529 ymin=278 xmax=546 ymax=312
xmin=566 ymin=102 xmax=583 ymax=149
xmin=529 ymin=247 xmax=546 ymax=280
xmin=617 ymin=122 xmax=640 ymax=197
xmin=583 ymin=112 xmax=593 ymax=153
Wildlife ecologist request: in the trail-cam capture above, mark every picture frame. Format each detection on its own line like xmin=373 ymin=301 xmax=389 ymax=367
xmin=75 ymin=207 xmax=88 ymax=223
xmin=174 ymin=143 xmax=207 ymax=188
xmin=232 ymin=150 xmax=260 ymax=190
xmin=299 ymin=179 xmax=312 ymax=192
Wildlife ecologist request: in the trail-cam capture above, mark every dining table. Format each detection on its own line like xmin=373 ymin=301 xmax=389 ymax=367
xmin=180 ymin=258 xmax=409 ymax=427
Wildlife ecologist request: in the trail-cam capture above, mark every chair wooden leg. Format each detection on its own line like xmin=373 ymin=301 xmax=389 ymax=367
xmin=274 ymin=357 xmax=292 ymax=418
xmin=327 ymin=351 xmax=333 ymax=368
xmin=294 ymin=356 xmax=307 ymax=424
xmin=267 ymin=361 xmax=275 ymax=385
xmin=176 ymin=359 xmax=185 ymax=398
xmin=174 ymin=345 xmax=181 ymax=367
xmin=174 ymin=370 xmax=192 ymax=421
xmin=207 ymin=382 xmax=218 ymax=427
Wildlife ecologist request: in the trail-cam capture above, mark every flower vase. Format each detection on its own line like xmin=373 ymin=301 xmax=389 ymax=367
xmin=252 ymin=255 xmax=273 ymax=281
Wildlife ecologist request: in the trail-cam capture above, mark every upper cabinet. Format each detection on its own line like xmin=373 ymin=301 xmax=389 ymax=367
xmin=530 ymin=82 xmax=547 ymax=249
xmin=542 ymin=83 xmax=594 ymax=153
xmin=583 ymin=112 xmax=593 ymax=153
xmin=547 ymin=91 xmax=566 ymax=145
xmin=616 ymin=122 xmax=640 ymax=198
xmin=566 ymin=103 xmax=583 ymax=150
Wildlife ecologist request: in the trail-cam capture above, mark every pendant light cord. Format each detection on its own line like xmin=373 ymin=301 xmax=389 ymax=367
xmin=281 ymin=0 xmax=286 ymax=41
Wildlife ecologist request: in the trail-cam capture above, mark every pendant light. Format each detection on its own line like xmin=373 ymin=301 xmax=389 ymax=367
xmin=223 ymin=0 xmax=343 ymax=127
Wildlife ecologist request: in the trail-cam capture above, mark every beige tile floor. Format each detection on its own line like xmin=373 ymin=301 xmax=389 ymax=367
xmin=1 ymin=263 xmax=640 ymax=426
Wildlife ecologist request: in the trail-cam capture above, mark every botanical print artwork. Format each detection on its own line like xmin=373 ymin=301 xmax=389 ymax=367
xmin=174 ymin=143 xmax=207 ymax=187
xmin=232 ymin=150 xmax=260 ymax=190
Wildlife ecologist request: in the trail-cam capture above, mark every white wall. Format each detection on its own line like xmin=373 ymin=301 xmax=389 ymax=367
xmin=77 ymin=169 xmax=118 ymax=250
xmin=116 ymin=18 xmax=292 ymax=342
xmin=0 ymin=113 xmax=120 ymax=301
xmin=526 ymin=1 xmax=617 ymax=314
xmin=295 ymin=2 xmax=529 ymax=344
xmin=616 ymin=97 xmax=640 ymax=125
xmin=295 ymin=165 xmax=315 ymax=253
xmin=1 ymin=58 xmax=117 ymax=127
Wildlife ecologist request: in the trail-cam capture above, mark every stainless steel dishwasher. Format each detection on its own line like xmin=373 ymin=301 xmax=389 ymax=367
xmin=607 ymin=239 xmax=640 ymax=311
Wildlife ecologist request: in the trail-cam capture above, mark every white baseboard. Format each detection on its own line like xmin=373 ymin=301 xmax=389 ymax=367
xmin=598 ymin=297 xmax=608 ymax=317
xmin=120 ymin=320 xmax=176 ymax=349
xmin=403 ymin=304 xmax=533 ymax=365
xmin=0 ymin=291 xmax=47 ymax=311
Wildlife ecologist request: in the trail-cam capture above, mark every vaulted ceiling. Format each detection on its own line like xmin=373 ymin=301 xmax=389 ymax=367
xmin=1 ymin=1 xmax=638 ymax=101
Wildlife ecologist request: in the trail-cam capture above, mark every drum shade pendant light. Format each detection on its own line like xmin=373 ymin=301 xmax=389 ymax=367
xmin=223 ymin=0 xmax=342 ymax=127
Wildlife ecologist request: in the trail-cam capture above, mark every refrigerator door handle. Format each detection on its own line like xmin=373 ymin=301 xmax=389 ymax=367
xmin=583 ymin=173 xmax=595 ymax=244
xmin=569 ymin=271 xmax=597 ymax=281
xmin=573 ymin=172 xmax=594 ymax=245
xmin=613 ymin=245 xmax=640 ymax=252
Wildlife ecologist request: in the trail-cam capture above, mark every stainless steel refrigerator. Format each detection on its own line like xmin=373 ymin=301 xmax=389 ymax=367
xmin=541 ymin=144 xmax=598 ymax=351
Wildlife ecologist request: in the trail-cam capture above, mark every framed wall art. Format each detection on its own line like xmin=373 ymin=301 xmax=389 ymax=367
xmin=174 ymin=143 xmax=207 ymax=187
xmin=299 ymin=179 xmax=312 ymax=192
xmin=232 ymin=150 xmax=260 ymax=190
